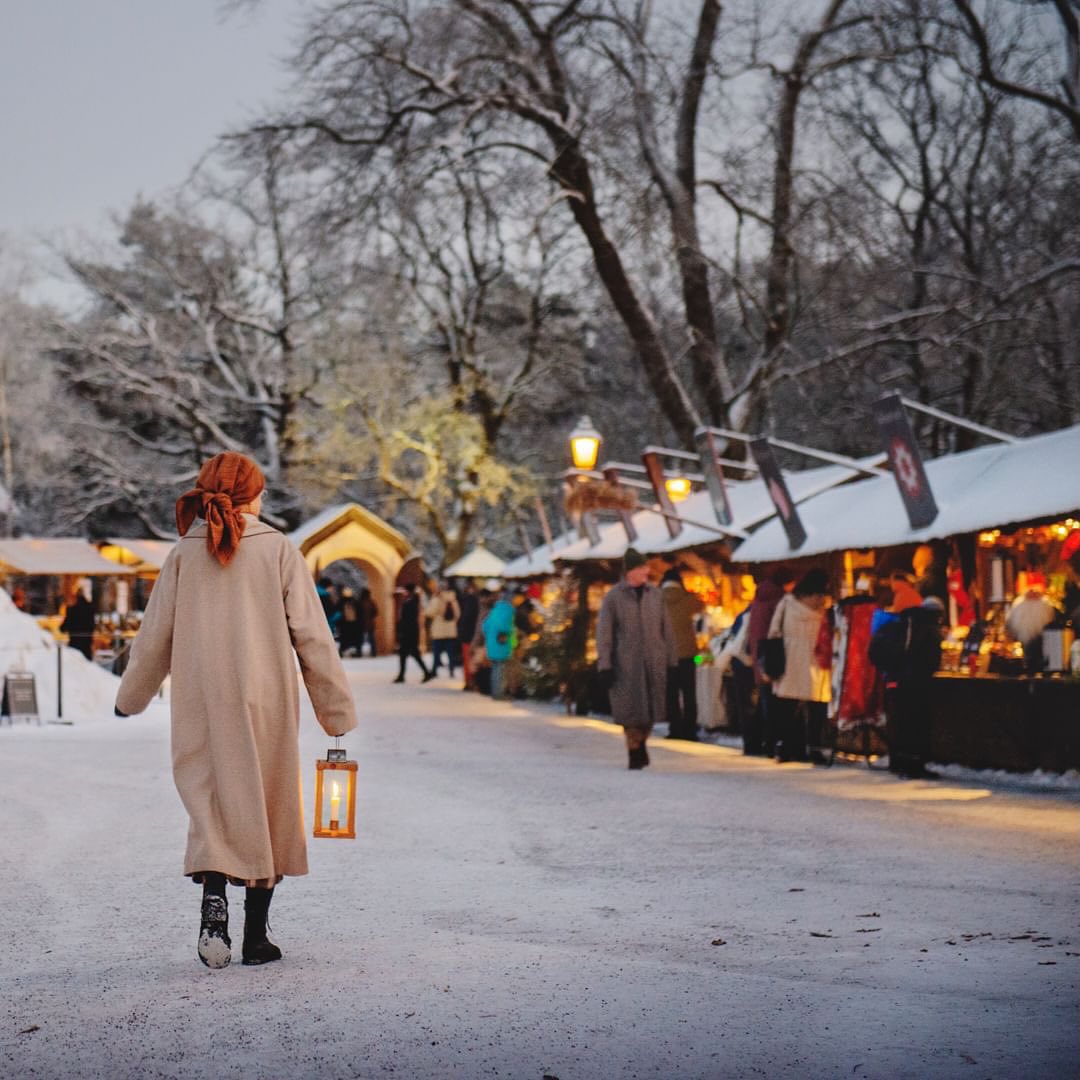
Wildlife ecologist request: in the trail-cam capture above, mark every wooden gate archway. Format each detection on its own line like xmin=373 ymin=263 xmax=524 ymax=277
xmin=290 ymin=504 xmax=414 ymax=657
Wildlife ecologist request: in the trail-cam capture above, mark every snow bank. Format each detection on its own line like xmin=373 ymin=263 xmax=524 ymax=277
xmin=0 ymin=589 xmax=122 ymax=723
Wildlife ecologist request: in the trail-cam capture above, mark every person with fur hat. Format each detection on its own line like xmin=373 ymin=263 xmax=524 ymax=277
xmin=596 ymin=548 xmax=678 ymax=769
xmin=115 ymin=452 xmax=358 ymax=969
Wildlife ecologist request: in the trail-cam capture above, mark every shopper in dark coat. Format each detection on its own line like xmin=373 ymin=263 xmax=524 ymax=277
xmin=61 ymin=590 xmax=96 ymax=660
xmin=661 ymin=567 xmax=704 ymax=740
xmin=875 ymin=595 xmax=944 ymax=778
xmin=393 ymin=584 xmax=433 ymax=683
xmin=358 ymin=588 xmax=379 ymax=656
xmin=337 ymin=588 xmax=362 ymax=657
xmin=596 ymin=548 xmax=678 ymax=769
xmin=457 ymin=581 xmax=480 ymax=690
xmin=743 ymin=567 xmax=793 ymax=755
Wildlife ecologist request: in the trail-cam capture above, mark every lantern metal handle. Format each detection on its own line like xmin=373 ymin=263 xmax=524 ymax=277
xmin=327 ymin=736 xmax=346 ymax=763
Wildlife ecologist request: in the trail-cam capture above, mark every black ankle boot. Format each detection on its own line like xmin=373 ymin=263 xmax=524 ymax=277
xmin=242 ymin=887 xmax=282 ymax=966
xmin=628 ymin=746 xmax=646 ymax=770
xmin=198 ymin=873 xmax=231 ymax=969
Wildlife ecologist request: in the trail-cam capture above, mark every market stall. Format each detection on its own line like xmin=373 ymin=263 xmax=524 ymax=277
xmin=731 ymin=424 xmax=1080 ymax=770
xmin=531 ymin=455 xmax=881 ymax=726
xmin=0 ymin=538 xmax=138 ymax=663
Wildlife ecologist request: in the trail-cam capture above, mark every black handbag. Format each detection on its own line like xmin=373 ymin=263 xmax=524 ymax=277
xmin=760 ymin=600 xmax=787 ymax=680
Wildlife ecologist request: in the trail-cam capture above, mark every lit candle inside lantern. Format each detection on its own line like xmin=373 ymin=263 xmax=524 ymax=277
xmin=330 ymin=781 xmax=341 ymax=830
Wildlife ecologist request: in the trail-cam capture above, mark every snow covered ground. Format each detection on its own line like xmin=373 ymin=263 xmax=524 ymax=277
xmin=1 ymin=655 xmax=1077 ymax=1079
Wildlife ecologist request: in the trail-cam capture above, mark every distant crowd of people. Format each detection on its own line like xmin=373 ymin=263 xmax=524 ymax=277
xmin=314 ymin=574 xmax=546 ymax=699
xmin=597 ymin=544 xmax=957 ymax=776
xmin=316 ymin=580 xmax=380 ymax=658
xmin=714 ymin=551 xmax=951 ymax=779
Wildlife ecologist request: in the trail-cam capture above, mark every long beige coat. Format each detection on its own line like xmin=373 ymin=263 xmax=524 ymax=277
xmin=426 ymin=589 xmax=461 ymax=640
xmin=767 ymin=593 xmax=830 ymax=703
xmin=596 ymin=581 xmax=678 ymax=731
xmin=116 ymin=515 xmax=358 ymax=883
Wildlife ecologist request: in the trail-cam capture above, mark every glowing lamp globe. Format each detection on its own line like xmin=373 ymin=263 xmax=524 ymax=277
xmin=569 ymin=415 xmax=602 ymax=471
xmin=665 ymin=476 xmax=692 ymax=503
xmin=313 ymin=746 xmax=357 ymax=839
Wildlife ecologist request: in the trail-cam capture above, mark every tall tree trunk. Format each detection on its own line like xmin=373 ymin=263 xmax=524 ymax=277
xmin=547 ymin=134 xmax=702 ymax=445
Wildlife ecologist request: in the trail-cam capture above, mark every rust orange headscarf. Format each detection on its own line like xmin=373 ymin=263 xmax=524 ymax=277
xmin=175 ymin=452 xmax=265 ymax=566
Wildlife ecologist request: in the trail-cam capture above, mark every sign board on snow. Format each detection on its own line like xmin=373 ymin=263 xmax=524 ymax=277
xmin=873 ymin=393 xmax=939 ymax=529
xmin=2 ymin=672 xmax=39 ymax=722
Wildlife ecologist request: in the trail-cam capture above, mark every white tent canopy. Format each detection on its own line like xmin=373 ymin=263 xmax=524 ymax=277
xmin=732 ymin=425 xmax=1080 ymax=563
xmin=0 ymin=539 xmax=137 ymax=576
xmin=443 ymin=544 xmax=507 ymax=579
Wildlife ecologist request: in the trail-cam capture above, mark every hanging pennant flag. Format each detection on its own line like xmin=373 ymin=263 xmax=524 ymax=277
xmin=641 ymin=450 xmax=683 ymax=538
xmin=534 ymin=495 xmax=554 ymax=550
xmin=873 ymin=393 xmax=939 ymax=529
xmin=603 ymin=467 xmax=639 ymax=543
xmin=693 ymin=428 xmax=734 ymax=526
xmin=749 ymin=438 xmax=807 ymax=549
xmin=516 ymin=521 xmax=533 ymax=561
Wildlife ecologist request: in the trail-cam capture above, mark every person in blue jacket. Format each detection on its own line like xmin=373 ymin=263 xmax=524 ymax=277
xmin=482 ymin=588 xmax=515 ymax=700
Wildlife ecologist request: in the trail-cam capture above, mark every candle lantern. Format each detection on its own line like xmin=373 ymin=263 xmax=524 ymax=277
xmin=313 ymin=744 xmax=357 ymax=839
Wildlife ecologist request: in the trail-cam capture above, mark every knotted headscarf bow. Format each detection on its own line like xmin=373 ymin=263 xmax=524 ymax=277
xmin=175 ymin=452 xmax=265 ymax=566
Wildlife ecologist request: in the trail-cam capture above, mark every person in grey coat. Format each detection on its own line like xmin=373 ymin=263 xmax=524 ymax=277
xmin=596 ymin=548 xmax=678 ymax=769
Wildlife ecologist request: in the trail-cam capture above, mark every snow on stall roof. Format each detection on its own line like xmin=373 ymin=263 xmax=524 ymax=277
xmin=732 ymin=425 xmax=1080 ymax=563
xmin=501 ymin=531 xmax=578 ymax=578
xmin=0 ymin=538 xmax=137 ymax=576
xmin=443 ymin=545 xmax=507 ymax=579
xmin=552 ymin=455 xmax=885 ymax=563
xmin=289 ymin=502 xmax=412 ymax=557
xmin=103 ymin=538 xmax=176 ymax=569
xmin=0 ymin=588 xmax=123 ymax=723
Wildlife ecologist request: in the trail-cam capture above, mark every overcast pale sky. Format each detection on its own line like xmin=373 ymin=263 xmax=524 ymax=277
xmin=1 ymin=1 xmax=303 ymax=248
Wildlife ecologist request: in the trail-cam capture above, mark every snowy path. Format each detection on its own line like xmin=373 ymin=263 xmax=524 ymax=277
xmin=2 ymin=657 xmax=1077 ymax=1079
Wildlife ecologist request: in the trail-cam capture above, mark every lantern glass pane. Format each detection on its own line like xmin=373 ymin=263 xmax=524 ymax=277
xmin=314 ymin=760 xmax=357 ymax=838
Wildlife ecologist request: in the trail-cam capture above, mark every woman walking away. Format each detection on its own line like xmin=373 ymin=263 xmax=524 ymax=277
xmin=115 ymin=452 xmax=357 ymax=969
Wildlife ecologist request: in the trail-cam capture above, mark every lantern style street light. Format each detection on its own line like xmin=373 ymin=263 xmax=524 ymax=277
xmin=569 ymin=415 xmax=602 ymax=471
xmin=665 ymin=475 xmax=692 ymax=503
xmin=313 ymin=741 xmax=358 ymax=839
